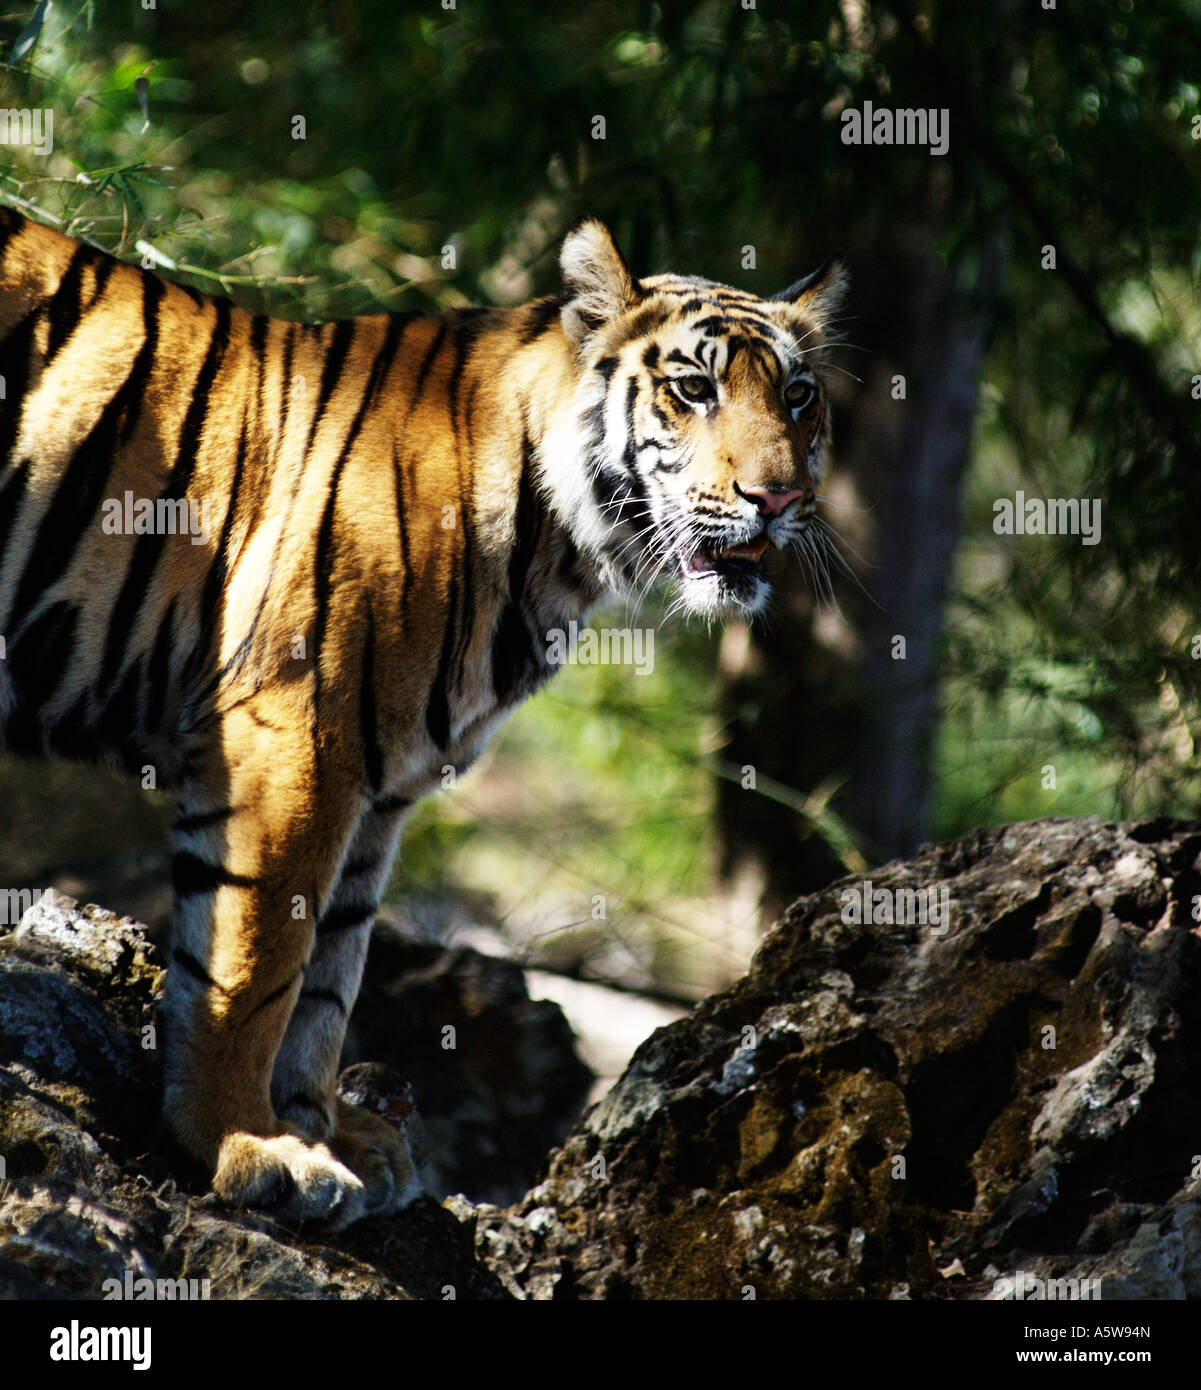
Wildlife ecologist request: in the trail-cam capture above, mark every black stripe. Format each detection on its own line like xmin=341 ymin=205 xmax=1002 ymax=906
xmin=43 ymin=243 xmax=97 ymax=366
xmin=310 ymin=316 xmax=409 ymax=734
xmin=369 ymin=794 xmax=411 ymax=815
xmin=452 ymin=521 xmax=477 ymax=686
xmin=316 ymin=901 xmax=377 ymax=936
xmin=491 ymin=600 xmax=540 ymax=706
xmin=171 ymin=947 xmax=226 ymax=994
xmin=144 ymin=596 xmax=177 ymax=731
xmin=425 ymin=575 xmax=457 ymax=749
xmin=298 ymin=988 xmax=348 ymax=1018
xmin=391 ymin=439 xmax=412 ymax=642
xmin=171 ymin=851 xmax=257 ymax=899
xmin=723 ymin=333 xmax=761 ymax=367
xmin=510 ymin=432 xmax=544 ymax=605
xmin=45 ymin=693 xmax=91 ymax=761
xmin=413 ymin=322 xmax=448 ymax=403
xmin=280 ymin=1092 xmax=330 ymax=1121
xmin=592 ymin=465 xmax=648 ymax=572
xmin=248 ymin=315 xmax=269 ymax=439
xmin=98 ymin=298 xmax=232 ymax=688
xmin=85 ymin=256 xmax=116 ymax=310
xmin=116 ymin=275 xmax=171 ymax=445
xmin=446 ymin=324 xmax=482 ymax=688
xmin=621 ymin=373 xmax=640 ymax=473
xmin=95 ymin=653 xmax=143 ymax=762
xmin=0 ymin=458 xmax=29 ymax=568
xmin=640 ymin=344 xmax=660 ymax=370
xmin=213 ymin=314 xmax=323 ymax=692
xmin=173 ymin=805 xmax=235 ymax=834
xmin=341 ymin=854 xmax=381 ymax=879
xmin=517 ymin=296 xmax=563 ymax=344
xmin=0 ymin=309 xmax=39 ymax=471
xmin=491 ymin=432 xmax=548 ymax=703
xmin=277 ymin=323 xmax=295 ymax=443
xmin=5 ymin=599 xmax=77 ymax=732
xmin=5 ymin=279 xmax=164 ymax=642
xmin=650 ymin=451 xmax=687 ymax=475
xmin=179 ymin=746 xmax=204 ymax=779
xmin=558 ymin=532 xmax=581 ymax=583
xmin=246 ymin=973 xmax=300 ymax=1019
xmin=650 ymin=397 xmax=674 ymax=432
xmin=580 ymin=399 xmax=606 ymax=441
xmin=0 ymin=205 xmax=25 ymax=263
xmin=462 ymin=369 xmax=480 ymax=467
xmin=303 ymin=318 xmax=356 ymax=455
xmin=445 ymin=312 xmax=489 ymax=429
xmin=359 ymin=603 xmax=383 ymax=793
xmin=611 ymin=301 xmax=671 ymax=347
xmin=181 ymin=409 xmax=246 ymax=694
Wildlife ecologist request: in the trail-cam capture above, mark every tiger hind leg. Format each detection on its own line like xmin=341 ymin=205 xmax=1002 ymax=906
xmin=269 ymin=798 xmax=421 ymax=1217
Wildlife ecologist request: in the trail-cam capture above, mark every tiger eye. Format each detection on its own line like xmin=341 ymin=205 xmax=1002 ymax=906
xmin=674 ymin=375 xmax=713 ymax=402
xmin=784 ymin=378 xmax=815 ymax=411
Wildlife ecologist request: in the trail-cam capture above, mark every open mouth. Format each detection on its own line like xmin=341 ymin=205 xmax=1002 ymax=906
xmin=682 ymin=534 xmax=769 ymax=580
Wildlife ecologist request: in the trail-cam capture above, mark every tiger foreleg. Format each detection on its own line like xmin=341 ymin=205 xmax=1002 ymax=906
xmin=162 ymin=714 xmax=371 ymax=1228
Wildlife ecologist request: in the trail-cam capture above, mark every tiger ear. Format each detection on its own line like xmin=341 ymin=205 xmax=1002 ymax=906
xmin=771 ymin=255 xmax=848 ymax=331
xmin=560 ymin=218 xmax=644 ymax=346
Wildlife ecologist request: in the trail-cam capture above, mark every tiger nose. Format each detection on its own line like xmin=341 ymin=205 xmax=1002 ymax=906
xmin=738 ymin=485 xmax=806 ymax=517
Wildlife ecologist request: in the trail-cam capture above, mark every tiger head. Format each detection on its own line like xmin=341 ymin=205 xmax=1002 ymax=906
xmin=544 ymin=218 xmax=847 ymax=620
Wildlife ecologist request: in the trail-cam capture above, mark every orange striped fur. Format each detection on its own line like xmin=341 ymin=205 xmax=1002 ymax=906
xmin=0 ymin=208 xmax=844 ymax=1225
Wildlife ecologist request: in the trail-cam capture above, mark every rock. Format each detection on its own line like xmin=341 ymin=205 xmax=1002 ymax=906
xmin=344 ymin=929 xmax=595 ymax=1206
xmin=5 ymin=818 xmax=1201 ymax=1300
xmin=0 ymin=890 xmax=579 ymax=1299
xmin=466 ymin=817 xmax=1201 ymax=1299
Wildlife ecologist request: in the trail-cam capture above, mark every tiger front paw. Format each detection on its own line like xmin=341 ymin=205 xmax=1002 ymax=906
xmin=212 ymin=1130 xmax=368 ymax=1230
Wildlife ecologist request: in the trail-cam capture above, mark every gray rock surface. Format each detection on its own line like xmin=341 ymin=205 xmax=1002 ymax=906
xmin=3 ymin=818 xmax=1200 ymax=1299
xmin=0 ymin=890 xmax=585 ymax=1299
xmin=464 ymin=818 xmax=1201 ymax=1299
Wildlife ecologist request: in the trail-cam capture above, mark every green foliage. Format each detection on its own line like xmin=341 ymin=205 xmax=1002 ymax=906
xmin=1 ymin=2 xmax=1198 ymax=979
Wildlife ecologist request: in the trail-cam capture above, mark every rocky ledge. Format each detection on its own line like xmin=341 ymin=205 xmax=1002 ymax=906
xmin=2 ymin=816 xmax=1199 ymax=1299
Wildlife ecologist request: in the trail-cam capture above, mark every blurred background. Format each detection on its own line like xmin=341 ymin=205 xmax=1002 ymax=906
xmin=1 ymin=0 xmax=1198 ymax=1048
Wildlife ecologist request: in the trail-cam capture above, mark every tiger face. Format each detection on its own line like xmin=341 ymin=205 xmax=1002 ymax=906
xmin=548 ymin=219 xmax=846 ymax=619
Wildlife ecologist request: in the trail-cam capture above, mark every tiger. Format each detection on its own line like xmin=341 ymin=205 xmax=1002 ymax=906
xmin=0 ymin=206 xmax=845 ymax=1227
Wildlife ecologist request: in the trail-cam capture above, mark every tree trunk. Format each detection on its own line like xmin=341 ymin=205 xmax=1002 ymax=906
xmin=715 ymin=224 xmax=1002 ymax=918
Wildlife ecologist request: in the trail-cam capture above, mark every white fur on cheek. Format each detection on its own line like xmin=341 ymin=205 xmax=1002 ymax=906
xmin=537 ymin=375 xmax=633 ymax=592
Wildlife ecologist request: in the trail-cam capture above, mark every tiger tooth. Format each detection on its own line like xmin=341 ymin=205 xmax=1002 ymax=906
xmin=715 ymin=535 xmax=769 ymax=564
